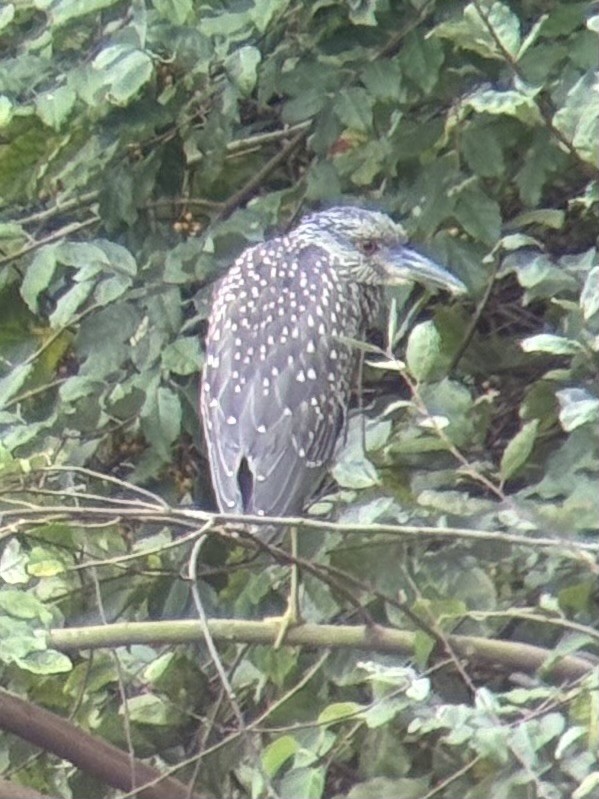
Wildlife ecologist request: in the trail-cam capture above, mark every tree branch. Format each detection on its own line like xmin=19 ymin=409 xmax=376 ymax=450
xmin=49 ymin=618 xmax=596 ymax=683
xmin=2 ymin=495 xmax=599 ymax=557
xmin=0 ymin=690 xmax=209 ymax=799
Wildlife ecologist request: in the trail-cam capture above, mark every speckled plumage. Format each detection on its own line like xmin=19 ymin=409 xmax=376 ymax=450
xmin=200 ymin=206 xmax=464 ymax=517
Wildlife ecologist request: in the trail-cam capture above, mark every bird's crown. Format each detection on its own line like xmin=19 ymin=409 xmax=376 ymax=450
xmin=298 ymin=206 xmax=407 ymax=252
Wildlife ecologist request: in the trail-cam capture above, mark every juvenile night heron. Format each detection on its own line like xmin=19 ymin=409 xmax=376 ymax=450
xmin=200 ymin=206 xmax=465 ymax=640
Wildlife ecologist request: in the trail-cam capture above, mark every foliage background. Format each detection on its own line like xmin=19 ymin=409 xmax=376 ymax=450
xmin=0 ymin=0 xmax=598 ymax=797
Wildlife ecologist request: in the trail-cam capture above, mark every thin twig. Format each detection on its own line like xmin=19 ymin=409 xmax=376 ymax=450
xmin=374 ymin=0 xmax=437 ymax=60
xmin=400 ymin=368 xmax=506 ymax=500
xmin=91 ymin=567 xmax=139 ymax=794
xmin=3 ymin=378 xmax=67 ymax=408
xmin=2 ymin=500 xmax=599 ymax=555
xmin=15 ymin=191 xmax=99 ymax=226
xmin=187 ymin=524 xmax=281 ymax=799
xmin=449 ymin=256 xmax=499 ymax=371
xmin=225 ymin=122 xmax=311 ymax=154
xmin=40 ymin=465 xmax=170 ymax=509
xmin=217 ymin=127 xmax=309 ymax=220
xmin=0 ymin=217 xmax=99 ymax=267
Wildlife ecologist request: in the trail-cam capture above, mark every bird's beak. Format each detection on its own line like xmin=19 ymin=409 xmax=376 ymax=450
xmin=382 ymin=246 xmax=467 ymax=296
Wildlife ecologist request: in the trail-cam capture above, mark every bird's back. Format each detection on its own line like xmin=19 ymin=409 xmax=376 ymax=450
xmin=201 ymin=230 xmax=379 ymax=517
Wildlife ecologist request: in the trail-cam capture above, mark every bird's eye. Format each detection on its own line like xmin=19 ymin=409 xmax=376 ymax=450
xmin=360 ymin=239 xmax=379 ymax=255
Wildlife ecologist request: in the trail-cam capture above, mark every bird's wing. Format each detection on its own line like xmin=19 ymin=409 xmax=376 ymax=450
xmin=201 ymin=240 xmax=357 ymax=516
xmin=240 ymin=342 xmax=350 ymax=515
xmin=203 ymin=320 xmax=352 ymax=516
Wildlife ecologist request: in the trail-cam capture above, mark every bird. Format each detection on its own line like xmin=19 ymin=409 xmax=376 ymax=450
xmin=201 ymin=206 xmax=465 ymax=516
xmin=200 ymin=206 xmax=466 ymax=642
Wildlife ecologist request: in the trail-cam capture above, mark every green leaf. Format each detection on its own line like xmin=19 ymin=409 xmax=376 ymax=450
xmin=553 ymin=71 xmax=599 ymax=165
xmin=333 ymin=452 xmax=379 ymax=489
xmin=27 ymin=550 xmax=67 ymax=578
xmin=0 ymin=4 xmax=15 ymax=33
xmin=0 ymin=118 xmax=49 ymax=201
xmin=349 ymin=139 xmax=392 ymax=185
xmin=44 ymin=0 xmax=122 ymax=26
xmin=363 ymin=696 xmax=408 ymax=728
xmin=520 ymin=334 xmax=582 ymax=355
xmin=478 ymin=1 xmax=521 ymax=57
xmin=156 ymin=388 xmax=183 ymax=447
xmin=347 ymin=0 xmax=378 ymax=26
xmin=126 ymin=693 xmax=182 ymax=726
xmin=282 ymin=85 xmax=329 ymax=124
xmin=399 ymin=32 xmax=444 ymax=94
xmin=94 ymin=274 xmax=131 ymax=306
xmin=21 ymin=245 xmax=59 ymax=311
xmin=508 ymin=252 xmax=578 ymax=301
xmin=515 ymin=131 xmax=567 ymax=207
xmin=95 ymin=240 xmax=137 ymax=276
xmin=262 ymin=735 xmax=298 ymax=778
xmin=405 ymin=320 xmax=446 ymax=382
xmin=80 ymin=45 xmax=154 ymax=107
xmin=516 ymin=14 xmax=548 ymax=59
xmin=461 ymin=123 xmax=505 ymax=177
xmin=0 ymin=362 xmax=34 ymax=409
xmin=580 ymin=266 xmax=599 ymax=320
xmin=50 ymin=280 xmax=94 ymax=326
xmin=556 ymin=388 xmax=599 ymax=432
xmin=152 ymin=0 xmax=192 ymax=25
xmin=454 ymin=182 xmax=502 ymax=245
xmin=0 ymin=617 xmax=42 ymax=661
xmin=18 ymin=648 xmax=73 ymax=675
xmin=406 ymin=677 xmax=431 ymax=701
xmin=335 ymin=87 xmax=374 ymax=133
xmin=417 ymin=490 xmax=493 ymax=516
xmin=251 ymin=0 xmax=287 ymax=32
xmin=161 ymin=337 xmax=202 ymax=375
xmin=496 ymin=233 xmax=541 ymax=251
xmin=141 ymin=386 xmax=182 ymax=460
xmin=0 ymin=94 xmax=13 ymax=126
xmin=280 ymin=766 xmax=325 ymax=799
xmin=347 ymin=777 xmax=430 ymax=799
xmin=465 ymin=87 xmax=542 ymax=125
xmin=333 ymin=416 xmax=389 ymax=488
xmin=507 ymin=209 xmax=565 ymax=230
xmin=360 ymin=61 xmax=405 ymax=103
xmin=318 ymin=701 xmax=363 ymax=725
xmin=417 ymin=379 xmax=476 ymax=447
xmin=574 ymin=772 xmax=599 ymax=799
xmin=500 ymin=419 xmax=539 ymax=481
xmin=0 ymin=220 xmax=26 ymax=244
xmin=472 ymin=725 xmax=510 ymax=763
xmin=225 ymin=45 xmax=261 ymax=96
xmin=558 ymin=580 xmax=594 ymax=614
xmin=305 ymin=160 xmax=342 ymax=201
xmin=0 ymin=590 xmax=53 ymax=623
xmin=433 ymin=2 xmax=521 ymax=60
xmin=35 ymin=85 xmax=76 ymax=130
xmin=0 ymin=538 xmax=29 ymax=585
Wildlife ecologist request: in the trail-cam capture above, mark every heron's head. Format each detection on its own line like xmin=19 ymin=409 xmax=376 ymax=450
xmin=298 ymin=206 xmax=466 ymax=295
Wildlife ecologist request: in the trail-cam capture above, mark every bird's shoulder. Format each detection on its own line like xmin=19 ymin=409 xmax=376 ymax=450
xmin=218 ymin=234 xmax=339 ymax=293
xmin=208 ymin=240 xmax=346 ymax=341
